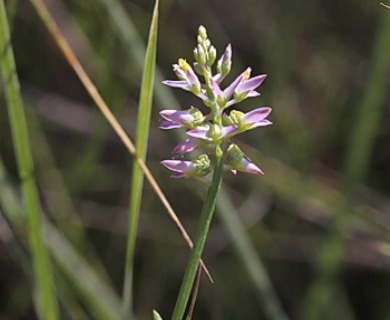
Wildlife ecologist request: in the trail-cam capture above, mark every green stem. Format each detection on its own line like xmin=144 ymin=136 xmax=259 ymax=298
xmin=0 ymin=1 xmax=59 ymax=319
xmin=172 ymin=155 xmax=224 ymax=320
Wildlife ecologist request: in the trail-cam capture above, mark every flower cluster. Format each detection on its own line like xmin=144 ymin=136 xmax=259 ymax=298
xmin=160 ymin=26 xmax=272 ymax=180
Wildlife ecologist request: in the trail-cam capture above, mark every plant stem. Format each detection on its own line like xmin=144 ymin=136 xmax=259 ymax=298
xmin=172 ymin=155 xmax=224 ymax=320
xmin=0 ymin=1 xmax=59 ymax=318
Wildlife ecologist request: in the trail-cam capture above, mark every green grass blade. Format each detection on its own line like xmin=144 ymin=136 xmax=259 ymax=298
xmin=122 ymin=0 xmax=159 ymax=317
xmin=0 ymin=2 xmax=59 ymax=319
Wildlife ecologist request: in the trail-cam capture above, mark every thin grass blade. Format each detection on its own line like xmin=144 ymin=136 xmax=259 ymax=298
xmin=122 ymin=0 xmax=159 ymax=316
xmin=0 ymin=1 xmax=59 ymax=318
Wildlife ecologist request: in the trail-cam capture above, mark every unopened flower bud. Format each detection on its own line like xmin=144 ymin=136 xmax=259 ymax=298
xmin=207 ymin=45 xmax=217 ymax=66
xmin=193 ymin=62 xmax=204 ymax=76
xmin=225 ymin=144 xmax=263 ymax=175
xmin=194 ymin=154 xmax=211 ymax=176
xmin=194 ymin=44 xmax=206 ymax=65
xmin=207 ymin=124 xmax=222 ymax=140
xmin=198 ymin=25 xmax=207 ymax=43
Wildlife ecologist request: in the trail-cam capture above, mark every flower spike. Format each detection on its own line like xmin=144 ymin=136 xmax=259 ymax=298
xmin=160 ymin=25 xmax=273 ymax=179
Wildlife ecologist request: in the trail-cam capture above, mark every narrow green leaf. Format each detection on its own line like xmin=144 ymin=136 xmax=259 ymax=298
xmin=0 ymin=2 xmax=59 ymax=319
xmin=122 ymin=0 xmax=159 ymax=317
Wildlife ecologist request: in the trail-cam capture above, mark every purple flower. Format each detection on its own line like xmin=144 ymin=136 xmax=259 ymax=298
xmin=214 ymin=44 xmax=232 ymax=82
xmin=161 ymin=155 xmax=211 ymax=178
xmin=160 ymin=159 xmax=196 ymax=178
xmin=162 ymin=59 xmax=207 ymax=99
xmin=224 ymin=68 xmax=267 ymax=107
xmin=186 ymin=124 xmax=237 ymax=141
xmin=159 ymin=107 xmax=205 ymax=130
xmin=229 ymin=158 xmax=264 ymax=175
xmin=225 ymin=144 xmax=264 ymax=175
xmin=235 ymin=74 xmax=267 ymax=98
xmin=226 ymin=107 xmax=272 ymax=133
xmin=241 ymin=107 xmax=272 ymax=128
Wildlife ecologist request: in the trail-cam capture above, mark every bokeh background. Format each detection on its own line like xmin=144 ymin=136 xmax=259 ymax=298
xmin=1 ymin=0 xmax=390 ymax=319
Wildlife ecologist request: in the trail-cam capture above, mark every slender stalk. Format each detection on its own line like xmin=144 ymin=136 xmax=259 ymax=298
xmin=122 ymin=0 xmax=159 ymax=317
xmin=172 ymin=155 xmax=224 ymax=320
xmin=0 ymin=1 xmax=58 ymax=319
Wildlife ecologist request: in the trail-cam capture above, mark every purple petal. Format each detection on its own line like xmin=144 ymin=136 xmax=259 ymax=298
xmin=162 ymin=80 xmax=189 ymax=89
xmin=246 ymin=91 xmax=261 ymax=98
xmin=243 ymin=107 xmax=272 ymax=124
xmin=223 ymin=72 xmax=244 ymax=99
xmin=186 ymin=126 xmax=210 ymax=140
xmin=186 ymin=68 xmax=200 ymax=87
xmin=173 ymin=138 xmax=199 ymax=154
xmin=159 ymin=109 xmax=193 ymax=123
xmin=160 ymin=160 xmax=194 ymax=173
xmin=210 ymin=78 xmax=224 ymax=98
xmin=218 ymin=44 xmax=232 ymax=65
xmin=248 ymin=119 xmax=273 ymax=129
xmin=241 ymin=159 xmax=264 ymax=175
xmin=236 ymin=74 xmax=267 ymax=94
xmin=186 ymin=125 xmax=237 ymax=140
xmin=221 ymin=124 xmax=238 ymax=137
xmin=159 ymin=109 xmax=180 ymax=120
xmin=159 ymin=120 xmax=183 ymax=130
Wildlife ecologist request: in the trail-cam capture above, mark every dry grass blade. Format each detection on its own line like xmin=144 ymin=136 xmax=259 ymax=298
xmin=28 ymin=0 xmax=213 ymax=282
xmin=380 ymin=3 xmax=390 ymax=9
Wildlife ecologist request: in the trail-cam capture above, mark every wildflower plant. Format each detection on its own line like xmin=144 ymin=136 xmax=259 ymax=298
xmin=159 ymin=26 xmax=273 ymax=320
xmin=160 ymin=26 xmax=272 ymax=182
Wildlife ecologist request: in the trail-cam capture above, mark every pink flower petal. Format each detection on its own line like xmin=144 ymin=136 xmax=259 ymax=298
xmin=241 ymin=158 xmax=264 ymax=175
xmin=160 ymin=160 xmax=194 ymax=173
xmin=173 ymin=138 xmax=200 ymax=154
xmin=236 ymin=74 xmax=267 ymax=94
xmin=243 ymin=107 xmax=272 ymax=124
xmin=223 ymin=72 xmax=244 ymax=99
xmin=159 ymin=120 xmax=183 ymax=130
xmin=162 ymin=80 xmax=188 ymax=89
xmin=186 ymin=126 xmax=210 ymax=140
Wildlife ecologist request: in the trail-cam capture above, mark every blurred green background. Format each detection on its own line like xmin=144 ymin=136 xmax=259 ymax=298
xmin=1 ymin=0 xmax=390 ymax=319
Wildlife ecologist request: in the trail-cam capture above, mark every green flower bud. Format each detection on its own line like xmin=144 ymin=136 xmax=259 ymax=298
xmin=222 ymin=60 xmax=232 ymax=76
xmin=198 ymin=25 xmax=207 ymax=43
xmin=187 ymin=106 xmax=205 ymax=127
xmin=226 ymin=144 xmax=244 ymax=167
xmin=207 ymin=45 xmax=217 ymax=66
xmin=193 ymin=62 xmax=204 ymax=76
xmin=195 ymin=44 xmax=206 ymax=65
xmin=194 ymin=154 xmax=211 ymax=176
xmin=229 ymin=110 xmax=244 ymax=126
xmin=207 ymin=124 xmax=222 ymax=140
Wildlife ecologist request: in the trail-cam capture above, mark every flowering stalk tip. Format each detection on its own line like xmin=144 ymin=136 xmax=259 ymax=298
xmin=160 ymin=26 xmax=273 ymax=179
